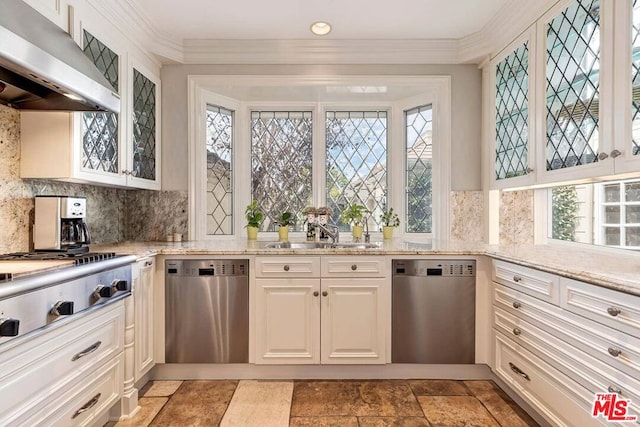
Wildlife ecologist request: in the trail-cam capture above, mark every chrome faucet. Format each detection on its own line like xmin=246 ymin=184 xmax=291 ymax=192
xmin=315 ymin=222 xmax=340 ymax=243
xmin=363 ymin=216 xmax=370 ymax=243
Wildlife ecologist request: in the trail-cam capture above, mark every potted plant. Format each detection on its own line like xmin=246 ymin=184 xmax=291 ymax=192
xmin=380 ymin=207 xmax=400 ymax=239
xmin=274 ymin=212 xmax=295 ymax=241
xmin=245 ymin=200 xmax=263 ymax=240
xmin=340 ymin=204 xmax=369 ymax=240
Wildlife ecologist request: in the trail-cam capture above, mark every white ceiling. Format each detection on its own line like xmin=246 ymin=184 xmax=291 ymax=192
xmin=135 ymin=0 xmax=509 ymax=41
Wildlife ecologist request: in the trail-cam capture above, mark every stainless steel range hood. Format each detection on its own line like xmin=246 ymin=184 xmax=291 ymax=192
xmin=0 ymin=1 xmax=120 ymax=112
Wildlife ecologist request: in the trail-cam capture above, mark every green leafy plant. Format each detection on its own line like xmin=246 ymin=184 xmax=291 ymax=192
xmin=245 ymin=200 xmax=264 ymax=228
xmin=274 ymin=212 xmax=295 ymax=227
xmin=552 ymin=186 xmax=578 ymax=241
xmin=380 ymin=207 xmax=400 ymax=227
xmin=339 ymin=204 xmax=369 ymax=227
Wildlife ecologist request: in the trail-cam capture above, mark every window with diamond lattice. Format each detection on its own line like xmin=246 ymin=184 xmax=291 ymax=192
xmin=82 ymin=31 xmax=119 ymax=174
xmin=631 ymin=0 xmax=640 ymax=156
xmin=545 ymin=0 xmax=600 ymax=171
xmin=251 ymin=111 xmax=313 ymax=232
xmin=495 ymin=42 xmax=529 ymax=180
xmin=406 ymin=105 xmax=432 ymax=234
xmin=206 ymin=105 xmax=233 ymax=235
xmin=326 ymin=111 xmax=387 ymax=231
xmin=132 ymin=69 xmax=156 ymax=180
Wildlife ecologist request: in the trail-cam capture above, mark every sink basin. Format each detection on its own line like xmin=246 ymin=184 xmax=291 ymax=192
xmin=262 ymin=241 xmax=381 ymax=250
xmin=262 ymin=241 xmax=334 ymax=249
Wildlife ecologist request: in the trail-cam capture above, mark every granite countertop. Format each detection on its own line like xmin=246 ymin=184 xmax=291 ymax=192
xmin=92 ymin=239 xmax=640 ymax=297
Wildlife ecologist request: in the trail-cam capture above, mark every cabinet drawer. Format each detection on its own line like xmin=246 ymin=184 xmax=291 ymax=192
xmin=492 ymin=260 xmax=559 ymax=304
xmin=494 ymin=284 xmax=640 ymax=379
xmin=0 ymin=302 xmax=124 ymax=421
xmin=255 ymin=257 xmax=320 ymax=277
xmin=321 ymin=257 xmax=387 ymax=277
xmin=16 ymin=354 xmax=123 ymax=427
xmin=561 ymin=277 xmax=640 ymax=338
xmin=494 ymin=332 xmax=605 ymax=427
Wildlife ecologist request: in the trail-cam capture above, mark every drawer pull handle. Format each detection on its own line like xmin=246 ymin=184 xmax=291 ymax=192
xmin=512 ymin=327 xmax=522 ymax=336
xmin=322 ymin=291 xmax=328 ymax=297
xmin=608 ymin=347 xmax=622 ymax=357
xmin=313 ymin=291 xmax=319 ymax=297
xmin=607 ymin=306 xmax=621 ymax=317
xmin=608 ymin=386 xmax=622 ymax=395
xmin=509 ymin=362 xmax=530 ymax=381
xmin=351 ymin=264 xmax=358 ymax=271
xmin=513 ymin=301 xmax=521 ymax=309
xmin=72 ymin=341 xmax=102 ymax=361
xmin=283 ymin=265 xmax=290 ymax=271
xmin=513 ymin=275 xmax=522 ymax=283
xmin=72 ymin=393 xmax=101 ymax=419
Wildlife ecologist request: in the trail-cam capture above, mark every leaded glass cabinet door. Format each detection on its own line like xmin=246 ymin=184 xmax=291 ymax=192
xmin=537 ymin=0 xmax=615 ymax=183
xmin=127 ymin=61 xmax=161 ymax=190
xmin=491 ymin=26 xmax=536 ymax=189
xmin=78 ymin=29 xmax=126 ymax=185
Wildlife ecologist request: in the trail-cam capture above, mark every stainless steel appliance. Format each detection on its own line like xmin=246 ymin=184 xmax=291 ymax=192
xmin=165 ymin=259 xmax=249 ymax=363
xmin=392 ymin=259 xmax=476 ymax=364
xmin=0 ymin=0 xmax=120 ymax=111
xmin=34 ymin=196 xmax=91 ymax=253
xmin=0 ymin=253 xmax=135 ymax=344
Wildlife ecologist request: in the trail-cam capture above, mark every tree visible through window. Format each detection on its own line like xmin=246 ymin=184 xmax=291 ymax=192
xmin=206 ymin=105 xmax=233 ymax=235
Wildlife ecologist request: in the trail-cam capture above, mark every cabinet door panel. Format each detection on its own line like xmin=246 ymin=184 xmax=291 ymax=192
xmin=321 ymin=278 xmax=386 ymax=364
xmin=134 ymin=258 xmax=155 ymax=381
xmin=255 ymin=279 xmax=320 ymax=364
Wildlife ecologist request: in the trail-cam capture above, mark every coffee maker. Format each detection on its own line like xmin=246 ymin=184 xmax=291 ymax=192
xmin=34 ymin=196 xmax=91 ymax=253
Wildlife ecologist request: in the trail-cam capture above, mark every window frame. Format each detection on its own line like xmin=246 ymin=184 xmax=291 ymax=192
xmin=188 ymin=75 xmax=451 ymax=241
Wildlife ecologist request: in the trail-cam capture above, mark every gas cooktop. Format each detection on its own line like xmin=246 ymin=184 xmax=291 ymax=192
xmin=0 ymin=252 xmax=118 ymax=265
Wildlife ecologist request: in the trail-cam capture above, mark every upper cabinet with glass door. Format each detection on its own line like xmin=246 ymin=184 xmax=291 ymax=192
xmin=490 ymin=27 xmax=536 ymax=189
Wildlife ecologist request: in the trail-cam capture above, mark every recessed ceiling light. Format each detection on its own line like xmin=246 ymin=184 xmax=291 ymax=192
xmin=310 ymin=21 xmax=332 ymax=36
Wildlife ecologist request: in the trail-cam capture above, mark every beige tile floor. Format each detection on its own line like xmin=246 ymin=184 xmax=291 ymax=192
xmin=107 ymin=379 xmax=539 ymax=427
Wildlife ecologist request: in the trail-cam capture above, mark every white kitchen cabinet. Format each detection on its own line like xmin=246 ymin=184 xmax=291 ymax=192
xmin=254 ymin=256 xmax=389 ymax=365
xmin=19 ymin=9 xmax=161 ymax=190
xmin=134 ymin=257 xmax=155 ymax=381
xmin=491 ymin=260 xmax=640 ymax=425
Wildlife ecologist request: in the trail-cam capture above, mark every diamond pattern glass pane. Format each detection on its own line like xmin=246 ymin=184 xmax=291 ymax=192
xmin=251 ymin=111 xmax=312 ymax=232
xmin=326 ymin=111 xmax=387 ymax=231
xmin=206 ymin=105 xmax=233 ymax=235
xmin=546 ymin=0 xmax=600 ymax=171
xmin=495 ymin=42 xmax=529 ymax=180
xmin=406 ymin=105 xmax=432 ymax=233
xmin=132 ymin=69 xmax=156 ymax=180
xmin=82 ymin=31 xmax=118 ymax=174
xmin=631 ymin=0 xmax=640 ymax=155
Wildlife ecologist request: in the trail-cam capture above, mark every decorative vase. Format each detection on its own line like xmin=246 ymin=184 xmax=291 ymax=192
xmin=382 ymin=226 xmax=395 ymax=240
xmin=278 ymin=226 xmax=289 ymax=241
xmin=247 ymin=226 xmax=259 ymax=240
xmin=352 ymin=225 xmax=363 ymax=240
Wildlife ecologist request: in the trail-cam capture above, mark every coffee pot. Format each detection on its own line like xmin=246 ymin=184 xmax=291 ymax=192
xmin=34 ymin=196 xmax=91 ymax=252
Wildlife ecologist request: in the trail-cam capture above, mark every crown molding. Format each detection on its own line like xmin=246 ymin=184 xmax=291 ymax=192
xmin=92 ymin=0 xmax=563 ymax=66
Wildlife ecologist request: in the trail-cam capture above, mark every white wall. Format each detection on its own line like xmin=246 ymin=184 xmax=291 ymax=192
xmin=160 ymin=64 xmax=481 ymax=192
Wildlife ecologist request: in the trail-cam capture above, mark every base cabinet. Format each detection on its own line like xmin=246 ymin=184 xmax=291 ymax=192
xmin=134 ymin=257 xmax=155 ymax=381
xmin=254 ymin=256 xmax=388 ymax=365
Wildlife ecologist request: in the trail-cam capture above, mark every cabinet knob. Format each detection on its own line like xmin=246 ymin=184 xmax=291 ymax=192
xmin=610 ymin=149 xmax=622 ymax=159
xmin=526 ymin=167 xmax=534 ymax=174
xmin=322 ymin=291 xmax=328 ymax=297
xmin=598 ymin=152 xmax=609 ymax=161
xmin=512 ymin=327 xmax=522 ymax=336
xmin=0 ymin=318 xmax=19 ymax=337
xmin=283 ymin=265 xmax=290 ymax=271
xmin=121 ymin=169 xmax=131 ymax=175
xmin=607 ymin=347 xmax=622 ymax=358
xmin=145 ymin=261 xmax=153 ymax=267
xmin=50 ymin=301 xmax=74 ymax=317
xmin=313 ymin=291 xmax=319 ymax=297
xmin=607 ymin=386 xmax=622 ymax=395
xmin=513 ymin=301 xmax=521 ymax=309
xmin=351 ymin=264 xmax=358 ymax=271
xmin=513 ymin=275 xmax=522 ymax=283
xmin=607 ymin=306 xmax=621 ymax=317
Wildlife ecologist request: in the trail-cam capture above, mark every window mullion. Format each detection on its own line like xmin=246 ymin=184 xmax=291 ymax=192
xmin=315 ymin=105 xmax=326 ymax=208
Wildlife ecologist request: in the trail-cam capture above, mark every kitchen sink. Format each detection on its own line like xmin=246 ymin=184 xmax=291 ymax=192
xmin=262 ymin=241 xmax=381 ymax=250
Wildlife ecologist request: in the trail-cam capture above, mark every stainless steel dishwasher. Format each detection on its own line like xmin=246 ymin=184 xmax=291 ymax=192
xmin=165 ymin=259 xmax=249 ymax=363
xmin=392 ymin=259 xmax=476 ymax=364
